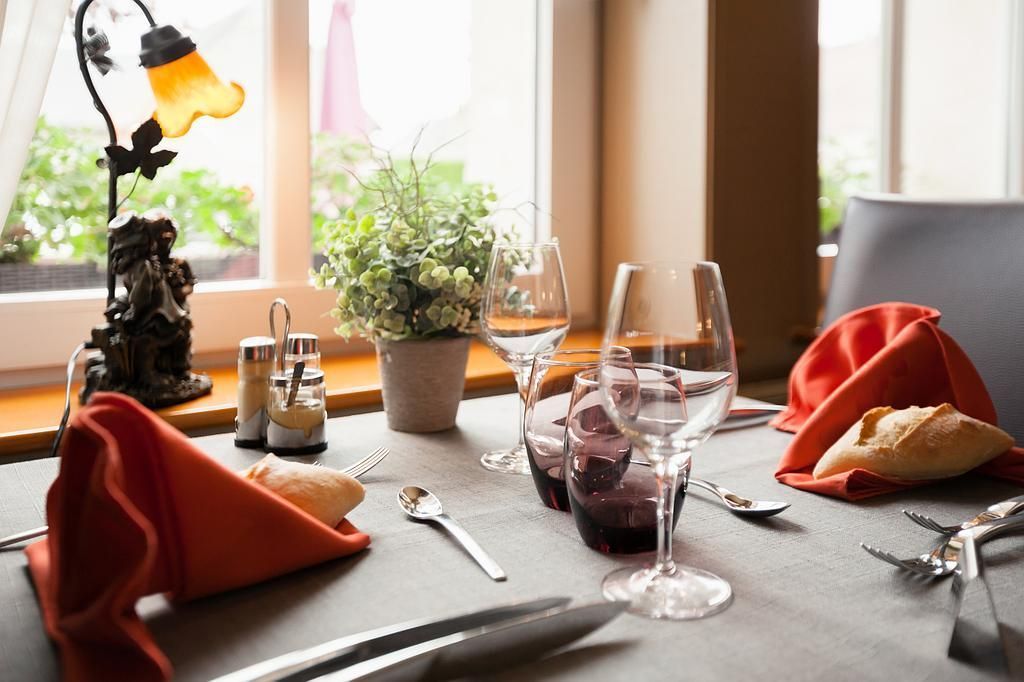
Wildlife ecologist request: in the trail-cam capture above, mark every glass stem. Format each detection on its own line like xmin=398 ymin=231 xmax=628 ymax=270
xmin=653 ymin=456 xmax=686 ymax=576
xmin=514 ymin=364 xmax=531 ymax=450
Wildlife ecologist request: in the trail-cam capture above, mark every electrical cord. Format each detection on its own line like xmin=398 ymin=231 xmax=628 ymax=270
xmin=50 ymin=341 xmax=94 ymax=458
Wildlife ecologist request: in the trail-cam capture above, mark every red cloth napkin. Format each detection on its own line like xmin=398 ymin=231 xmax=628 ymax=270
xmin=25 ymin=392 xmax=370 ymax=682
xmin=773 ymin=302 xmax=1024 ymax=500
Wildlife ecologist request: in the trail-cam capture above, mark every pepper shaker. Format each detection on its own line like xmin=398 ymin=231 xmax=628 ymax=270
xmin=284 ymin=333 xmax=320 ymax=371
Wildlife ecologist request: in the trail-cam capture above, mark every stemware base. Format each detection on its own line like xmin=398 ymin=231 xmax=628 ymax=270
xmin=480 ymin=446 xmax=531 ymax=475
xmin=601 ymin=564 xmax=732 ymax=620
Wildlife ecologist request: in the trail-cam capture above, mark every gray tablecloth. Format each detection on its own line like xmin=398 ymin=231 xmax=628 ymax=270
xmin=2 ymin=394 xmax=1023 ymax=681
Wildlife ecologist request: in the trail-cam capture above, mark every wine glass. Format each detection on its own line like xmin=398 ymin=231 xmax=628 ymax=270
xmin=598 ymin=261 xmax=738 ymax=620
xmin=480 ymin=243 xmax=570 ymax=474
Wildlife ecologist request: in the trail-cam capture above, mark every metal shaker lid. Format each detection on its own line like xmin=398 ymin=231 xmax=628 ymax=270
xmin=269 ymin=368 xmax=325 ymax=387
xmin=239 ymin=336 xmax=275 ymax=361
xmin=286 ymin=333 xmax=320 ymax=356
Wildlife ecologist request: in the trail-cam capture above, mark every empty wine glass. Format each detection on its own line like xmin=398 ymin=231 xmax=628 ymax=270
xmin=599 ymin=261 xmax=738 ymax=620
xmin=480 ymin=243 xmax=570 ymax=474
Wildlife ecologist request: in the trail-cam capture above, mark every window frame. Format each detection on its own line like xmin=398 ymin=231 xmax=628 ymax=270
xmin=0 ymin=0 xmax=600 ymax=383
xmin=877 ymin=0 xmax=1022 ymax=195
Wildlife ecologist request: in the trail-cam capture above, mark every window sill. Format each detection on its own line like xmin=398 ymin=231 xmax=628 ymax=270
xmin=0 ymin=330 xmax=604 ymax=459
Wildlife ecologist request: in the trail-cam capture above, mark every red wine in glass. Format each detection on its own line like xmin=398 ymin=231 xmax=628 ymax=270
xmin=565 ymin=388 xmax=683 ymax=554
xmin=525 ymin=401 xmax=571 ymax=510
xmin=525 ymin=434 xmax=570 ymax=511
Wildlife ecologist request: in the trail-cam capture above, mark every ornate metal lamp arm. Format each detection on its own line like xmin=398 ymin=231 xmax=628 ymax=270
xmin=72 ymin=0 xmax=156 ymax=305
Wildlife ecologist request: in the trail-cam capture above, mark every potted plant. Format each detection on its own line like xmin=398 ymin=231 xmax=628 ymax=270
xmin=314 ymin=152 xmax=512 ymax=432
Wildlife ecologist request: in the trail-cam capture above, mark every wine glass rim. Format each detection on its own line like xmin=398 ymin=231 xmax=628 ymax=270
xmin=492 ymin=241 xmax=561 ymax=250
xmin=616 ymin=259 xmax=720 ymax=272
xmin=578 ymin=362 xmax=684 ymax=387
xmin=534 ymin=345 xmax=629 ymax=368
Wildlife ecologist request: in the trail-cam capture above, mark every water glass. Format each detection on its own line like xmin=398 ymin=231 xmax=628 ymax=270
xmin=565 ymin=367 xmax=684 ymax=553
xmin=524 ymin=349 xmax=618 ymax=511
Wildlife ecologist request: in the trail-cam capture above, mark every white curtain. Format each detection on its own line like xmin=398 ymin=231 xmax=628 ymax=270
xmin=0 ymin=0 xmax=71 ymax=233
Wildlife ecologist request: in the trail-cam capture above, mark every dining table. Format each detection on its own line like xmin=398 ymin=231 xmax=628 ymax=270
xmin=1 ymin=393 xmax=1023 ymax=681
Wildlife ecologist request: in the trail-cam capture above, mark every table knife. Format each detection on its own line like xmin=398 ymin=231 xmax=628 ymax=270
xmin=0 ymin=525 xmax=48 ymax=549
xmin=331 ymin=600 xmax=629 ymax=681
xmin=213 ymin=597 xmax=625 ymax=682
xmin=947 ymin=534 xmax=1009 ymax=672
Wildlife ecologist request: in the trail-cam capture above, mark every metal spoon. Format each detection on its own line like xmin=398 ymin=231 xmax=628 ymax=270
xmin=689 ymin=477 xmax=790 ymax=517
xmin=632 ymin=460 xmax=790 ymax=517
xmin=398 ymin=486 xmax=507 ymax=582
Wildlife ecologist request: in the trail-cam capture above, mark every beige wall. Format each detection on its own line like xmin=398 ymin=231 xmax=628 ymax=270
xmin=706 ymin=0 xmax=819 ymax=381
xmin=600 ymin=0 xmax=709 ymax=309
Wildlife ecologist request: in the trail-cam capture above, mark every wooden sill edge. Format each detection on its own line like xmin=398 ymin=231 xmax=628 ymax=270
xmin=0 ymin=331 xmax=603 ymax=458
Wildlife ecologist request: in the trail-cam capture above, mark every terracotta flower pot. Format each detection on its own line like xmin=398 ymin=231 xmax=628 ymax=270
xmin=375 ymin=336 xmax=471 ymax=432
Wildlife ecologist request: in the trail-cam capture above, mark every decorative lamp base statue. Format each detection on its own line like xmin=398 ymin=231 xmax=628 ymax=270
xmin=81 ymin=210 xmax=212 ymax=408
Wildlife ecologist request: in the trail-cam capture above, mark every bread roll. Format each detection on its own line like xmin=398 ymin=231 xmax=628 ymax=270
xmin=242 ymin=454 xmax=365 ymax=527
xmin=813 ymin=403 xmax=1013 ymax=480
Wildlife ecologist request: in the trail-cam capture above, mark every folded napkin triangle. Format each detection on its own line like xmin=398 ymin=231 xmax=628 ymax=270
xmin=773 ymin=302 xmax=1024 ymax=499
xmin=26 ymin=392 xmax=370 ymax=682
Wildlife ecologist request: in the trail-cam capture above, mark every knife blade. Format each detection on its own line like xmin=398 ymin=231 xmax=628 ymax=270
xmin=947 ymin=534 xmax=1009 ymax=672
xmin=718 ymin=404 xmax=785 ymax=431
xmin=327 ymin=600 xmax=629 ymax=681
xmin=211 ymin=597 xmax=571 ymax=682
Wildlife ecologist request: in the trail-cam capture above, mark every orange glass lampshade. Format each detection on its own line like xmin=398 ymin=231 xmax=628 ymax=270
xmin=139 ymin=25 xmax=244 ymax=138
xmin=146 ymin=51 xmax=244 ymax=138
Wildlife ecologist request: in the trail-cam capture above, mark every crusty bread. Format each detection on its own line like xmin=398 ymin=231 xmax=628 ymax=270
xmin=813 ymin=403 xmax=1013 ymax=480
xmin=242 ymin=454 xmax=365 ymax=527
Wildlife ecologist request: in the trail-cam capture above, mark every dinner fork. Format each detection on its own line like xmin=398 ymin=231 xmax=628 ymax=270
xmin=0 ymin=447 xmax=391 ymax=550
xmin=861 ymin=514 xmax=1024 ymax=577
xmin=313 ymin=446 xmax=390 ymax=479
xmin=901 ymin=494 xmax=1024 ymax=535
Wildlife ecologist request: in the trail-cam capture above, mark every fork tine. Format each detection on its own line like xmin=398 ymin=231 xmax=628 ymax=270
xmin=861 ymin=543 xmax=911 ymax=570
xmin=353 ymin=447 xmax=388 ymax=476
xmin=902 ymin=509 xmax=950 ymax=534
xmin=861 ymin=542 xmax=947 ymax=576
xmin=344 ymin=447 xmax=389 ymax=478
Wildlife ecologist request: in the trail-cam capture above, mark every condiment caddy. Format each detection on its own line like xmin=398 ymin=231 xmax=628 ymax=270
xmin=234 ymin=298 xmax=326 ymax=453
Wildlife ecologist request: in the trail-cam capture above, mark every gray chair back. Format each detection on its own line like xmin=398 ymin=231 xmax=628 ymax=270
xmin=824 ymin=195 xmax=1024 ymax=443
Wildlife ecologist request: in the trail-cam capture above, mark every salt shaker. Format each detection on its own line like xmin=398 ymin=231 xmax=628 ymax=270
xmin=284 ymin=333 xmax=320 ymax=371
xmin=266 ymin=368 xmax=327 ymax=455
xmin=235 ymin=336 xmax=275 ymax=448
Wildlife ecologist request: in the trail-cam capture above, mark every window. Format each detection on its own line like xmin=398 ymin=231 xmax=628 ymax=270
xmin=0 ymin=0 xmax=599 ymax=377
xmin=817 ymin=0 xmax=882 ymax=237
xmin=2 ymin=0 xmax=264 ymax=294
xmin=307 ymin=0 xmax=538 ymax=263
xmin=818 ymin=0 xmax=1022 ymax=239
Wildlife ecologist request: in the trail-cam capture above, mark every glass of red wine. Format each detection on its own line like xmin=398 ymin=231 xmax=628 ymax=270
xmin=565 ymin=367 xmax=684 ymax=552
xmin=480 ymin=243 xmax=570 ymax=475
xmin=523 ymin=348 xmax=630 ymax=511
xmin=599 ymin=261 xmax=737 ymax=620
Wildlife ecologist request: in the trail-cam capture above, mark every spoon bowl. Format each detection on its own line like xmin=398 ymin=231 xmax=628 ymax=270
xmin=399 ymin=485 xmax=445 ymax=519
xmin=688 ymin=477 xmax=790 ymax=518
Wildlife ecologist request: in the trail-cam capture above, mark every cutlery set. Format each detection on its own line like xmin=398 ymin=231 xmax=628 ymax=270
xmin=861 ymin=494 xmax=1024 ymax=669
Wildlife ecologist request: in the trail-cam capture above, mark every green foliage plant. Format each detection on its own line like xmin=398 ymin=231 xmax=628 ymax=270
xmin=314 ymin=147 xmax=514 ymax=342
xmin=3 ymin=117 xmax=258 ymax=264
xmin=818 ymin=137 xmax=874 ymax=237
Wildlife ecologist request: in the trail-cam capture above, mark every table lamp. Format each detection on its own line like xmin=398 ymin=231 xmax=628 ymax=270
xmin=72 ymin=0 xmax=245 ymax=408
